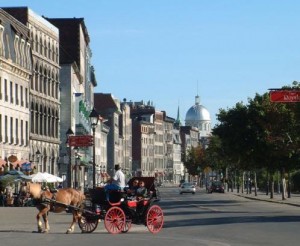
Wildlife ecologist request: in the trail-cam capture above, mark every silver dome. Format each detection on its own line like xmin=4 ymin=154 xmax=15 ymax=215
xmin=185 ymin=95 xmax=211 ymax=122
xmin=185 ymin=104 xmax=211 ymax=121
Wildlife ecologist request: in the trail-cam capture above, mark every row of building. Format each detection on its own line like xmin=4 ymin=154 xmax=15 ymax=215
xmin=0 ymin=7 xmax=212 ymax=189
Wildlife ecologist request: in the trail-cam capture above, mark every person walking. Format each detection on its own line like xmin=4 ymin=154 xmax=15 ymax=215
xmin=112 ymin=164 xmax=126 ymax=190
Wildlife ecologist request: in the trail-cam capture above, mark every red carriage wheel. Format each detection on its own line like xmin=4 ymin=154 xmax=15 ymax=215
xmin=122 ymin=218 xmax=132 ymax=233
xmin=146 ymin=205 xmax=164 ymax=234
xmin=78 ymin=213 xmax=99 ymax=233
xmin=104 ymin=207 xmax=126 ymax=234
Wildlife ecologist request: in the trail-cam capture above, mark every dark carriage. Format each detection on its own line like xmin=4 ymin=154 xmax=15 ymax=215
xmin=78 ymin=177 xmax=164 ymax=234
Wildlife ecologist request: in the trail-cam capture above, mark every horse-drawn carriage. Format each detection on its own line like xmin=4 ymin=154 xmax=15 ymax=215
xmin=78 ymin=177 xmax=164 ymax=234
xmin=23 ymin=176 xmax=163 ymax=234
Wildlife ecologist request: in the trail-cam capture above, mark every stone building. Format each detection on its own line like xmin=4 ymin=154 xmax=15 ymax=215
xmin=4 ymin=7 xmax=61 ymax=175
xmin=163 ymin=112 xmax=175 ymax=182
xmin=0 ymin=8 xmax=32 ymax=173
xmin=120 ymin=100 xmax=133 ymax=178
xmin=94 ymin=93 xmax=122 ymax=177
xmin=45 ymin=17 xmax=97 ymax=188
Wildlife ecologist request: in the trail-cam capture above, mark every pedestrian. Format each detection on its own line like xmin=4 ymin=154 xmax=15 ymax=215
xmin=111 ymin=164 xmax=126 ymax=190
xmin=5 ymin=185 xmax=14 ymax=206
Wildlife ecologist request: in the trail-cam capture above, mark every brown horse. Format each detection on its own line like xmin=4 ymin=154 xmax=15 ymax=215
xmin=22 ymin=182 xmax=85 ymax=234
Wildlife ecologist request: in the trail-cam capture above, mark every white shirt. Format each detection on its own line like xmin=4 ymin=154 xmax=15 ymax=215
xmin=113 ymin=169 xmax=126 ymax=188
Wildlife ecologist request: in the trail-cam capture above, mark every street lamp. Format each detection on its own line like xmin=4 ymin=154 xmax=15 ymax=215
xmin=197 ymin=166 xmax=201 ymax=187
xmin=35 ymin=150 xmax=41 ymax=172
xmin=74 ymin=147 xmax=81 ymax=189
xmin=89 ymin=107 xmax=99 ymax=188
xmin=66 ymin=128 xmax=74 ymax=187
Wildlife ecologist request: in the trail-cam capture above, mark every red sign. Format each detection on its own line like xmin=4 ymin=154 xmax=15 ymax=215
xmin=68 ymin=135 xmax=93 ymax=147
xmin=269 ymin=90 xmax=300 ymax=102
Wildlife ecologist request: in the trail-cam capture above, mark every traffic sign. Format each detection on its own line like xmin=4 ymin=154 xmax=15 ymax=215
xmin=269 ymin=90 xmax=300 ymax=102
xmin=68 ymin=135 xmax=94 ymax=147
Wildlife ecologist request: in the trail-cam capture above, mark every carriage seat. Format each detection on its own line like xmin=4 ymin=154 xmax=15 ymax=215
xmin=126 ymin=197 xmax=150 ymax=207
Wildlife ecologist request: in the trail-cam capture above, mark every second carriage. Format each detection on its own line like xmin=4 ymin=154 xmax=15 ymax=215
xmin=78 ymin=177 xmax=164 ymax=234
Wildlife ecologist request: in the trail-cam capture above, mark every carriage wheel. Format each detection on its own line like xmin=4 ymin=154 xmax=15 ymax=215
xmin=104 ymin=207 xmax=126 ymax=234
xmin=122 ymin=218 xmax=132 ymax=233
xmin=146 ymin=205 xmax=164 ymax=234
xmin=78 ymin=213 xmax=99 ymax=233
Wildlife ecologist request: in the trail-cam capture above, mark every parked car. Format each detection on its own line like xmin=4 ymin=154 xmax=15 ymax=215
xmin=179 ymin=182 xmax=196 ymax=194
xmin=207 ymin=181 xmax=225 ymax=193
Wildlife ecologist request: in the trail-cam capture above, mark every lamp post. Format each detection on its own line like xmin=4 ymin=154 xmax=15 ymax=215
xmin=89 ymin=107 xmax=99 ymax=188
xmin=74 ymin=147 xmax=80 ymax=189
xmin=66 ymin=128 xmax=74 ymax=188
xmin=197 ymin=166 xmax=201 ymax=187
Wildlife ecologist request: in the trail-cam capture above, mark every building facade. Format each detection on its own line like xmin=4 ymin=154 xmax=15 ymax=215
xmin=120 ymin=100 xmax=133 ymax=178
xmin=46 ymin=17 xmax=97 ymax=188
xmin=0 ymin=9 xmax=32 ymax=173
xmin=94 ymin=93 xmax=121 ymax=177
xmin=3 ymin=7 xmax=60 ymax=175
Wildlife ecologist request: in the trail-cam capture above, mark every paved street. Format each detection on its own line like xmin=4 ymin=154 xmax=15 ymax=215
xmin=1 ymin=187 xmax=300 ymax=246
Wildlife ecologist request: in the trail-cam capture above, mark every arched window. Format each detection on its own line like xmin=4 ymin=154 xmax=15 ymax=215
xmin=39 ymin=36 xmax=43 ymax=54
xmin=47 ymin=69 xmax=51 ymax=96
xmin=0 ymin=26 xmax=4 ymax=56
xmin=39 ymin=66 xmax=43 ymax=93
xmin=30 ymin=102 xmax=35 ymax=133
xmin=52 ymin=44 xmax=55 ymax=61
xmin=44 ymin=106 xmax=47 ymax=136
xmin=35 ymin=103 xmax=39 ymax=134
xmin=35 ymin=34 xmax=38 ymax=52
xmin=44 ymin=39 xmax=47 ymax=58
xmin=39 ymin=105 xmax=43 ymax=135
xmin=48 ymin=41 xmax=51 ymax=59
xmin=48 ymin=108 xmax=51 ymax=137
xmin=43 ymin=68 xmax=47 ymax=95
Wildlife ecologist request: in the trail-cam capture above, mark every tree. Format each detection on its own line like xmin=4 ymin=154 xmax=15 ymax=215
xmin=184 ymin=145 xmax=206 ymax=176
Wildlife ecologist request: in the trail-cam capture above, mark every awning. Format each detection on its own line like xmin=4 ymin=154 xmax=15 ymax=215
xmin=11 ymin=159 xmax=29 ymax=168
xmin=21 ymin=162 xmax=33 ymax=171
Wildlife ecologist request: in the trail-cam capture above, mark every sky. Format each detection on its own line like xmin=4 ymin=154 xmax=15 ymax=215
xmin=2 ymin=0 xmax=300 ymax=126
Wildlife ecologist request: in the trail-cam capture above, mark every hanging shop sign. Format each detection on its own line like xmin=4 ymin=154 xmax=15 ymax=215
xmin=68 ymin=135 xmax=94 ymax=147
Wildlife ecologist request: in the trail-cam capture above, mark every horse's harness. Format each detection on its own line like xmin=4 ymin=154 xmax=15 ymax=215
xmin=23 ymin=183 xmax=57 ymax=208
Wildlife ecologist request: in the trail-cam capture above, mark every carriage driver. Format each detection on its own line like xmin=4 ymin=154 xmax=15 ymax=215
xmin=111 ymin=164 xmax=126 ymax=191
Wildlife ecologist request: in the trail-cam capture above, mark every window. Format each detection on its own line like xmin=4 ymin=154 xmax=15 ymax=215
xmin=4 ymin=115 xmax=7 ymax=142
xmin=0 ymin=77 xmax=1 ymax=100
xmin=20 ymin=86 xmax=24 ymax=106
xmin=10 ymin=117 xmax=13 ymax=144
xmin=0 ymin=26 xmax=4 ymax=56
xmin=0 ymin=114 xmax=2 ymax=142
xmin=10 ymin=81 xmax=13 ymax=103
xmin=15 ymin=84 xmax=19 ymax=105
xmin=4 ymin=79 xmax=7 ymax=101
xmin=21 ymin=120 xmax=23 ymax=145
xmin=25 ymin=88 xmax=28 ymax=108
xmin=25 ymin=121 xmax=28 ymax=146
xmin=15 ymin=119 xmax=18 ymax=144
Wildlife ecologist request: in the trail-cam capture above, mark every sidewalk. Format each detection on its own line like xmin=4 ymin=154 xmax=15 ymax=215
xmin=228 ymin=189 xmax=300 ymax=207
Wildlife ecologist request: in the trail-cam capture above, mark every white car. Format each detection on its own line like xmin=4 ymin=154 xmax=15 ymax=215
xmin=179 ymin=182 xmax=196 ymax=194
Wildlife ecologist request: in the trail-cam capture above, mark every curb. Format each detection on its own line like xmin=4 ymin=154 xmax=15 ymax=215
xmin=233 ymin=193 xmax=300 ymax=207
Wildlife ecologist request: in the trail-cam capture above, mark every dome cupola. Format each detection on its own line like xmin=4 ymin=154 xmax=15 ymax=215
xmin=185 ymin=95 xmax=211 ymax=137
